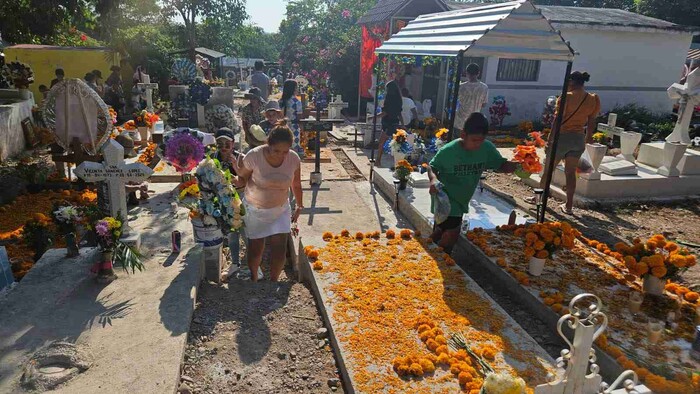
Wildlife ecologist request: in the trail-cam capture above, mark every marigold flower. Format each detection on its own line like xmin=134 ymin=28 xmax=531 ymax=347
xmin=355 ymin=232 xmax=364 ymax=240
xmin=435 ymin=345 xmax=448 ymax=355
xmin=408 ymin=363 xmax=423 ymax=376
xmin=686 ymin=255 xmax=697 ymax=267
xmin=312 ymin=261 xmax=323 ymax=270
xmin=651 ymin=266 xmax=667 ymax=278
xmin=685 ymin=292 xmax=700 ymax=303
xmin=435 ymin=335 xmax=447 ymax=345
xmin=386 ymin=229 xmax=396 ymax=239
xmin=307 ymin=249 xmax=320 ymax=259
xmin=524 ymin=247 xmax=536 ymax=258
xmin=419 ymin=358 xmax=435 ymax=374
xmin=458 ymin=371 xmax=473 ymax=385
xmin=426 ymin=339 xmax=439 ymax=352
xmin=436 ymin=353 xmax=450 ymax=365
xmin=676 ymin=286 xmax=690 ymax=297
xmin=341 ymin=229 xmax=350 ymax=237
xmin=322 ymin=232 xmax=334 ymax=241
xmin=536 ymin=250 xmax=549 ymax=259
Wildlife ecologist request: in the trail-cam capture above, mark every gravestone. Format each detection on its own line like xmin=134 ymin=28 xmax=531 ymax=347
xmin=666 ymin=67 xmax=699 ymax=145
xmin=74 ymin=140 xmax=153 ymax=249
xmin=0 ymin=246 xmax=14 ymax=291
xmin=137 ymin=82 xmax=158 ymax=113
xmin=327 ymin=95 xmax=348 ymax=119
xmin=597 ymin=113 xmax=623 ymax=138
xmin=599 ymin=157 xmax=637 ymax=176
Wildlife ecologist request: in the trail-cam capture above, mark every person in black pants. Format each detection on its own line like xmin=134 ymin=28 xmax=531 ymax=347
xmin=375 ymin=80 xmax=402 ymax=166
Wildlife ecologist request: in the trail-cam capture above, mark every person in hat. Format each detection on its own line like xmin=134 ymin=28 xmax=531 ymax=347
xmin=91 ymin=69 xmax=104 ymax=96
xmin=259 ymin=100 xmax=283 ymax=135
xmin=50 ymin=68 xmax=65 ymax=88
xmin=238 ymin=87 xmax=267 ymax=150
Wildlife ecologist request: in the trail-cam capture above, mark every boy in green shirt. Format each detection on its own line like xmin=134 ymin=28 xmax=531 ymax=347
xmin=428 ymin=113 xmax=517 ymax=253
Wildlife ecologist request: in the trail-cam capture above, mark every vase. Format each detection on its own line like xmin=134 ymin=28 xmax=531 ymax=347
xmin=191 ymin=217 xmax=224 ymax=246
xmin=643 ymin=275 xmax=664 ymax=295
xmin=618 ymin=131 xmax=642 ymax=162
xmin=18 ymin=88 xmax=31 ymax=100
xmin=528 ymin=256 xmax=546 ymax=276
xmin=65 ymin=232 xmax=79 ymax=257
xmin=514 ymin=168 xmax=531 ymax=179
xmin=96 ymin=250 xmax=117 ymax=284
xmin=657 ymin=142 xmax=687 ymax=177
xmin=583 ymin=143 xmax=608 ymax=181
xmin=137 ymin=126 xmax=149 ymax=146
xmin=399 ymin=179 xmax=408 ymax=190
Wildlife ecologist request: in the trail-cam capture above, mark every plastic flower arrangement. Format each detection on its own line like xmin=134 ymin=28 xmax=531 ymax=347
xmin=178 ymin=179 xmax=200 ymax=200
xmin=592 ymin=132 xmax=610 ymax=145
xmin=615 ymin=234 xmax=697 ymax=280
xmin=394 ymin=159 xmax=413 ymax=181
xmin=159 ymin=128 xmax=206 ymax=173
xmin=189 ymin=79 xmax=212 ymax=106
xmin=489 ymin=96 xmax=511 ymax=129
xmin=525 ymin=132 xmax=546 ymax=148
xmin=1 ymin=61 xmax=34 ymax=88
xmin=94 ymin=216 xmax=144 ymax=273
xmin=95 ymin=216 xmax=122 ymax=251
xmin=51 ymin=204 xmax=83 ymax=234
xmin=193 ymin=156 xmax=245 ymax=232
xmin=512 ymin=145 xmax=542 ymax=178
xmin=133 ymin=110 xmax=154 ymax=128
xmin=388 ymin=129 xmax=413 ymax=156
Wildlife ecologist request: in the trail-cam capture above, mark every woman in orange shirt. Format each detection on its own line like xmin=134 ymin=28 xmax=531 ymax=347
xmin=539 ymin=71 xmax=600 ymax=214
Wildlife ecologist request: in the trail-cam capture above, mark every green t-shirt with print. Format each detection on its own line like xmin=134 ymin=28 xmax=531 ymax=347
xmin=429 ymin=139 xmax=506 ymax=217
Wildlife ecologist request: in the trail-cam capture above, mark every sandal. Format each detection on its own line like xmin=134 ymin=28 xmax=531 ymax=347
xmin=523 ymin=196 xmax=536 ymax=205
xmin=558 ymin=204 xmax=573 ymax=215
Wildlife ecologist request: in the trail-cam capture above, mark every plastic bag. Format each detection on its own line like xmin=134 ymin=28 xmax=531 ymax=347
xmin=433 ymin=182 xmax=451 ymax=225
xmin=577 ymin=150 xmax=593 ymax=174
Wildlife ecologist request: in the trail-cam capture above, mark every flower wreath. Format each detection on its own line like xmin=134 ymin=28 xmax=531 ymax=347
xmin=157 ymin=128 xmax=206 ymax=173
xmin=189 ymin=79 xmax=212 ymax=106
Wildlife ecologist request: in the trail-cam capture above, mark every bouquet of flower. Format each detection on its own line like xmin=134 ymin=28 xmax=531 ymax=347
xmin=124 ymin=120 xmax=136 ymax=130
xmin=616 ymin=234 xmax=697 ymax=280
xmin=193 ymin=156 xmax=245 ymax=232
xmin=394 ymin=159 xmax=413 ymax=181
xmin=489 ymin=96 xmax=510 ymax=129
xmin=512 ymin=145 xmax=542 ymax=178
xmin=133 ymin=110 xmax=153 ymax=128
xmin=1 ymin=62 xmax=34 ymax=88
xmin=51 ymin=204 xmax=83 ymax=234
xmin=513 ymin=221 xmax=579 ymax=260
xmin=189 ymin=79 xmax=212 ymax=106
xmin=525 ymin=132 xmax=546 ymax=148
xmin=592 ymin=132 xmax=610 ymax=145
xmin=388 ymin=129 xmax=413 ymax=156
xmin=434 ymin=128 xmax=449 ymax=150
xmin=148 ymin=112 xmax=160 ymax=126
xmin=95 ymin=217 xmax=122 ymax=251
xmin=158 ymin=128 xmax=206 ymax=173
xmin=108 ymin=107 xmax=118 ymax=125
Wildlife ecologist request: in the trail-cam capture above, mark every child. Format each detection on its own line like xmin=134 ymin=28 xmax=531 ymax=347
xmin=259 ymin=100 xmax=283 ymax=135
xmin=428 ymin=113 xmax=517 ymax=253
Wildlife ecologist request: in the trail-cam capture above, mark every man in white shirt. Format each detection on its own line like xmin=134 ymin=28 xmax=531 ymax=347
xmin=454 ymin=63 xmax=489 ymax=134
xmin=400 ymin=87 xmax=419 ymax=127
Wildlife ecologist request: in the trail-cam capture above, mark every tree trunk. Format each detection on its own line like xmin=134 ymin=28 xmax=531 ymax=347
xmin=188 ymin=8 xmax=197 ymax=62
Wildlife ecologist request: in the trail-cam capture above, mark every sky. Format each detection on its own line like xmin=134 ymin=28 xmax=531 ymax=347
xmin=247 ymin=0 xmax=287 ymax=33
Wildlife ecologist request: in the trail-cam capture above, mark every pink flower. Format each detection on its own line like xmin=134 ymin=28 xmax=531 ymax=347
xmin=95 ymin=221 xmax=109 ymax=237
xmin=80 ymin=34 xmax=87 ymax=42
xmin=342 ymin=9 xmax=351 ymax=19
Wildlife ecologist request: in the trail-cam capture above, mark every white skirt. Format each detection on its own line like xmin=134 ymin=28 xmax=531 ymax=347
xmin=242 ymin=199 xmax=291 ymax=240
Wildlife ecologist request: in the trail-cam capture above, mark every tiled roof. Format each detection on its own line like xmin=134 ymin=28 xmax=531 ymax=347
xmin=537 ymin=5 xmax=696 ymax=32
xmin=358 ymin=0 xmax=412 ymax=24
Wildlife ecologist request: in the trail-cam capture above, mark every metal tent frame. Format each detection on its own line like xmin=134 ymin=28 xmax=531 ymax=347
xmin=370 ymin=0 xmax=576 ymax=222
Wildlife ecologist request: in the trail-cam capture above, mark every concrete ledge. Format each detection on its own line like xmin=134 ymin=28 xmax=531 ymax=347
xmin=371 ymin=169 xmax=433 ymax=237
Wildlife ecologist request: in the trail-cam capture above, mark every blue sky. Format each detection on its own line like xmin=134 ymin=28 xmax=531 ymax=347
xmin=247 ymin=0 xmax=287 ymax=33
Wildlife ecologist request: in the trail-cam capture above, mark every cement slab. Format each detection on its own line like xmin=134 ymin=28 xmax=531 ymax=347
xmin=0 ymin=183 xmax=204 ymax=394
xmin=637 ymin=142 xmax=700 ymax=175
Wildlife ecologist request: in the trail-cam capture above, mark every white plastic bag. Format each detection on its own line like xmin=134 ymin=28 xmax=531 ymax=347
xmin=433 ymin=182 xmax=451 ymax=225
xmin=578 ymin=150 xmax=593 ymax=174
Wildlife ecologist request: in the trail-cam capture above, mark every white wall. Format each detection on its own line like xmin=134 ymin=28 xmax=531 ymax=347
xmin=477 ymin=27 xmax=694 ymax=125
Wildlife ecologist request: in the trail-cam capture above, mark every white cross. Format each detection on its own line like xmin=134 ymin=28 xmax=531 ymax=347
xmin=597 ymin=113 xmax=624 ymax=138
xmin=137 ymin=83 xmax=159 ymax=113
xmin=667 ymin=67 xmax=700 ymax=145
xmin=75 ymin=139 xmax=153 ymax=234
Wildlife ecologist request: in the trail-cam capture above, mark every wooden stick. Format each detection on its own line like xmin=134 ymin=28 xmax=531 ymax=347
xmin=292 ymin=315 xmax=316 ymax=321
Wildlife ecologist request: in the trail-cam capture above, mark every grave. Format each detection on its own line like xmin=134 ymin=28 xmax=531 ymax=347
xmin=75 ymin=139 xmax=154 ymax=248
xmin=0 ymin=89 xmax=34 ymax=160
xmin=137 ymin=82 xmax=159 ymax=113
xmin=327 ymin=95 xmax=348 ymax=119
xmin=0 ymin=182 xmax=206 ymax=393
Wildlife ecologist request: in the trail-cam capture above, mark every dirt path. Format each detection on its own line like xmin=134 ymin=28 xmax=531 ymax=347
xmin=483 ymin=171 xmax=700 ymax=287
xmin=181 ymin=265 xmax=343 ymax=394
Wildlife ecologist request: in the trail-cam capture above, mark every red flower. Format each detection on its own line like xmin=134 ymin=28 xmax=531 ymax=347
xmin=80 ymin=34 xmax=87 ymax=42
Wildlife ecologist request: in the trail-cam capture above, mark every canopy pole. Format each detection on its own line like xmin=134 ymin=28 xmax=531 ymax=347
xmin=448 ymin=51 xmax=465 ymax=140
xmin=369 ymin=57 xmax=383 ymax=182
xmin=539 ymin=61 xmax=573 ymax=223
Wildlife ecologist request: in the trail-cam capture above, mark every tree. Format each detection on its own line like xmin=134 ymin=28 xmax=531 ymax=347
xmin=636 ymin=0 xmax=700 ymax=28
xmin=0 ymin=0 xmax=96 ymax=44
xmin=161 ymin=0 xmax=247 ymax=61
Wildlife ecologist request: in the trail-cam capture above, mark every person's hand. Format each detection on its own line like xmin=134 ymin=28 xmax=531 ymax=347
xmin=231 ymin=154 xmax=242 ymax=173
xmin=232 ymin=176 xmax=245 ymax=188
xmin=429 ymin=183 xmax=438 ymax=195
xmin=291 ymin=206 xmax=304 ymax=223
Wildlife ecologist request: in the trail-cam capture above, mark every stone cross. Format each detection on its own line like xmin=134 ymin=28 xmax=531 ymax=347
xmin=137 ymin=83 xmax=159 ymax=113
xmin=75 ymin=139 xmax=153 ymax=235
xmin=667 ymin=67 xmax=700 ymax=145
xmin=597 ymin=113 xmax=623 ymax=138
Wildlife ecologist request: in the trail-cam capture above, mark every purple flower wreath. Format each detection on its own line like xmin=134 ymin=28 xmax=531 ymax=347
xmin=163 ymin=129 xmax=205 ymax=173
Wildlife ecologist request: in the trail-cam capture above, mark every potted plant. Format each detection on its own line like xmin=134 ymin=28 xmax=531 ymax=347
xmin=132 ymin=110 xmax=153 ymax=146
xmin=394 ymin=160 xmax=413 ymax=190
xmin=93 ymin=216 xmax=144 ymax=283
xmin=51 ymin=204 xmax=83 ymax=257
xmin=1 ymin=61 xmax=34 ymax=99
xmin=388 ymin=129 xmax=413 ymax=166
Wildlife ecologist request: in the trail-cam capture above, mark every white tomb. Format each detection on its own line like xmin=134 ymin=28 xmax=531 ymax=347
xmin=75 ymin=140 xmax=154 ymax=249
xmin=327 ymin=95 xmax=348 ymax=119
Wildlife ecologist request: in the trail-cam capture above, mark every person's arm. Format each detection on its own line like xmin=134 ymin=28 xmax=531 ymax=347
xmin=231 ymin=154 xmax=253 ymax=188
xmin=497 ymin=161 xmax=518 ymax=173
xmin=411 ymin=108 xmax=418 ymax=123
xmin=428 ymin=165 xmax=440 ymax=195
xmin=291 ymin=165 xmax=303 ymax=222
xmin=481 ymin=86 xmax=489 ymax=109
xmin=585 ymin=95 xmax=601 ymax=144
xmin=485 ymin=141 xmax=513 ymax=173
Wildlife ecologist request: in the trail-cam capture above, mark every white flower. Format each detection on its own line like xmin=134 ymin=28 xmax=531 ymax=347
xmin=202 ymin=215 xmax=217 ymax=226
xmin=482 ymin=373 xmax=526 ymax=394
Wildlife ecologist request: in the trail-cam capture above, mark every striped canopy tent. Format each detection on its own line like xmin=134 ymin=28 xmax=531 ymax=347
xmin=371 ymin=0 xmax=576 ymax=222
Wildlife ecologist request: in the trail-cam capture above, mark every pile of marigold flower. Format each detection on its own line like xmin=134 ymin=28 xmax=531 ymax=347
xmin=137 ymin=142 xmax=158 ymax=167
xmin=306 ymin=229 xmax=552 ymax=393
xmin=467 ymin=226 xmax=700 ymax=394
xmin=0 ymin=188 xmax=97 ymax=279
xmin=509 ymin=222 xmax=579 ymax=259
